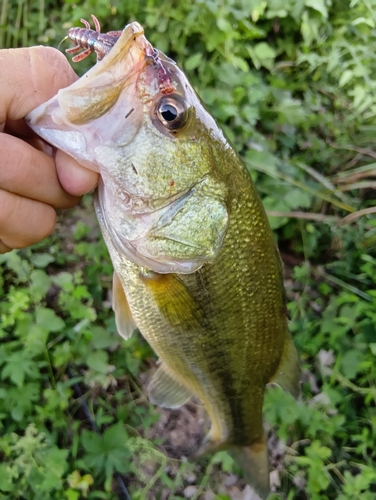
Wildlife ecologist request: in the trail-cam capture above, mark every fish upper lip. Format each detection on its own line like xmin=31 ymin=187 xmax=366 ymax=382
xmin=66 ymin=22 xmax=152 ymax=98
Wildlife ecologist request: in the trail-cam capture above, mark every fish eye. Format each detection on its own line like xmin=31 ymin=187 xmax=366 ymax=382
xmin=156 ymin=96 xmax=187 ymax=131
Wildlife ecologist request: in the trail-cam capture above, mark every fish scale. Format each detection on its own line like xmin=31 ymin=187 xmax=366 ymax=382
xmin=26 ymin=19 xmax=301 ymax=499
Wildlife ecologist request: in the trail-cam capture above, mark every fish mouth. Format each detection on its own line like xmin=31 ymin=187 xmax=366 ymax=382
xmin=25 ymin=22 xmax=156 ymax=171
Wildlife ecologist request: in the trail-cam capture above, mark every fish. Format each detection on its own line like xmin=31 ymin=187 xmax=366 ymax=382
xmin=26 ymin=19 xmax=300 ymax=499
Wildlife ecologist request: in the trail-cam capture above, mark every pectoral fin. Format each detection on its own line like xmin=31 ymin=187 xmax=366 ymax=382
xmin=140 ymin=272 xmax=203 ymax=331
xmin=147 ymin=363 xmax=192 ymax=408
xmin=112 ymin=272 xmax=137 ymax=340
xmin=270 ymin=330 xmax=301 ymax=399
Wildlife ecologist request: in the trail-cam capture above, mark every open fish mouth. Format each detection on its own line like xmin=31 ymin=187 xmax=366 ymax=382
xmin=25 ymin=23 xmax=156 ymax=172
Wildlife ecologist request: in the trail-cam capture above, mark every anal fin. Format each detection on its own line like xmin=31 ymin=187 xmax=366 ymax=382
xmin=112 ymin=271 xmax=137 ymax=340
xmin=270 ymin=330 xmax=301 ymax=399
xmin=147 ymin=363 xmax=192 ymax=409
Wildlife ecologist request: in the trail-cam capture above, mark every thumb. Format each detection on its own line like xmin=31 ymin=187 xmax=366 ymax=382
xmin=0 ymin=46 xmax=78 ymax=122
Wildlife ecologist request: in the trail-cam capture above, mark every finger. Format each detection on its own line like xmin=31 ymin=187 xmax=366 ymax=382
xmin=0 ymin=239 xmax=13 ymax=254
xmin=56 ymin=150 xmax=99 ymax=196
xmin=0 ymin=46 xmax=78 ymax=123
xmin=0 ymin=189 xmax=56 ymax=248
xmin=0 ymin=134 xmax=80 ymax=209
xmin=4 ymin=117 xmax=34 ymax=138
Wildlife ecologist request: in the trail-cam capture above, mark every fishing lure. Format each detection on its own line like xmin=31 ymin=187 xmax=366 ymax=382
xmin=66 ymin=14 xmax=122 ymax=62
xmin=65 ymin=15 xmax=175 ymax=94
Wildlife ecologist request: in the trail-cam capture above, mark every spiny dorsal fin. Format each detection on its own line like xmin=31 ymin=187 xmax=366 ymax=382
xmin=269 ymin=329 xmax=301 ymax=399
xmin=147 ymin=362 xmax=192 ymax=409
xmin=112 ymin=271 xmax=137 ymax=340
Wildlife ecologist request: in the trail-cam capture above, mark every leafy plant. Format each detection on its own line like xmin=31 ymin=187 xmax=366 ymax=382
xmin=0 ymin=0 xmax=375 ymax=498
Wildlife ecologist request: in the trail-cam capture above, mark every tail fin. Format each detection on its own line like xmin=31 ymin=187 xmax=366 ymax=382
xmin=230 ymin=436 xmax=270 ymax=500
xmin=192 ymin=430 xmax=270 ymax=499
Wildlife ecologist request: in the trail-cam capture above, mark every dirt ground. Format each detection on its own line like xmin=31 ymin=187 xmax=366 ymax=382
xmin=126 ymin=384 xmax=287 ymax=500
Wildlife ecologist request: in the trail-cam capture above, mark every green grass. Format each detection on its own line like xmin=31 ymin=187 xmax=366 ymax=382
xmin=1 ymin=0 xmax=376 ymax=498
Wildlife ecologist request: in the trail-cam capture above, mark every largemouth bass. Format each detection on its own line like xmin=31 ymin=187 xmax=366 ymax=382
xmin=26 ymin=20 xmax=300 ymax=499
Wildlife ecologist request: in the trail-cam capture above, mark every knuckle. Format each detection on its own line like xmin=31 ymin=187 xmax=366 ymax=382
xmin=0 ymin=189 xmax=14 ymax=225
xmin=39 ymin=206 xmax=56 ymax=240
xmin=30 ymin=46 xmax=77 ymax=91
xmin=0 ymin=240 xmax=12 ymax=254
xmin=57 ymin=195 xmax=81 ymax=210
xmin=0 ymin=136 xmax=32 ymax=188
xmin=0 ymin=190 xmax=56 ymax=248
xmin=10 ymin=207 xmax=56 ymax=249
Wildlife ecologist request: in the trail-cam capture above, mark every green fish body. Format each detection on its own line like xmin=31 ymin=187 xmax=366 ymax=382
xmin=26 ymin=21 xmax=300 ymax=499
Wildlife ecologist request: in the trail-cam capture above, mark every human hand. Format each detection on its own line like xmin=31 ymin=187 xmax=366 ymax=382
xmin=0 ymin=46 xmax=99 ymax=254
